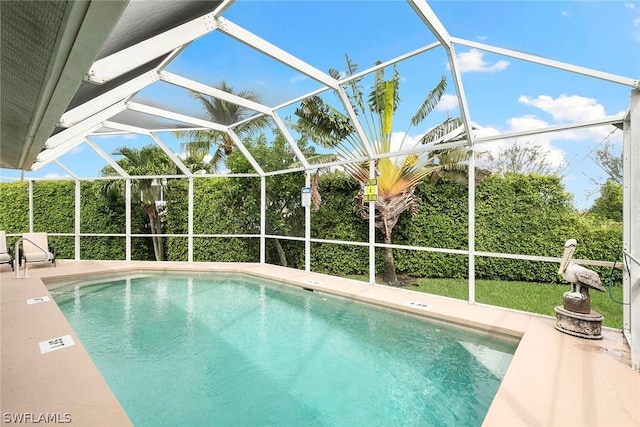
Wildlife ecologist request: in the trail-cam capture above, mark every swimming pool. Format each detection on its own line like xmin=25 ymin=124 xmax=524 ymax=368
xmin=51 ymin=272 xmax=518 ymax=426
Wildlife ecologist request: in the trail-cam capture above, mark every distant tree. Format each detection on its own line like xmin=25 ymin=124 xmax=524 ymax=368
xmin=100 ymin=145 xmax=176 ymax=261
xmin=173 ymin=80 xmax=270 ymax=172
xmin=591 ymin=139 xmax=622 ymax=184
xmin=225 ymin=131 xmax=316 ymax=267
xmin=589 ymin=178 xmax=622 ymax=222
xmin=484 ymin=141 xmax=563 ymax=175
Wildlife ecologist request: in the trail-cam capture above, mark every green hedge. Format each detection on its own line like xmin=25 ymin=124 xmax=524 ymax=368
xmin=309 ymin=172 xmax=370 ymax=275
xmin=0 ymin=182 xmax=29 ymax=234
xmin=0 ymin=172 xmax=623 ymax=283
xmin=0 ymin=182 xmax=29 ymax=250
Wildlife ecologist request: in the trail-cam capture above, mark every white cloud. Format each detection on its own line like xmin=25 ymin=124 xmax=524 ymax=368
xmin=435 ymin=94 xmax=459 ymax=112
xmin=177 ymin=151 xmax=213 ymax=164
xmin=625 ymin=2 xmax=640 ymax=41
xmin=473 ymin=93 xmax=621 ymax=173
xmin=70 ymin=145 xmax=85 ymax=154
xmin=506 ymin=114 xmax=549 ymax=130
xmin=95 ymin=133 xmax=138 ymax=140
xmin=389 ymin=131 xmax=418 ymax=153
xmin=473 ymin=119 xmax=567 ymax=171
xmin=518 ymin=94 xmax=611 ymax=140
xmin=518 ymin=94 xmax=607 ymax=122
xmin=561 ymin=10 xmax=570 ymax=17
xmin=43 ymin=173 xmax=71 ymax=179
xmin=453 ymin=49 xmax=510 ymax=73
xmin=476 ymin=35 xmax=487 ymax=41
xmin=289 ymin=75 xmax=308 ymax=84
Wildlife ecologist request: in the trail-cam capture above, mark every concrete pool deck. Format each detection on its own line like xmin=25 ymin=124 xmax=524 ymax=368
xmin=1 ymin=260 xmax=638 ymax=426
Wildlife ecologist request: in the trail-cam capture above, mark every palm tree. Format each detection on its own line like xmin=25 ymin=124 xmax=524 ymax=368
xmin=292 ymin=56 xmax=476 ymax=284
xmin=174 ymin=80 xmax=270 ymax=172
xmin=100 ymin=145 xmax=176 ymax=261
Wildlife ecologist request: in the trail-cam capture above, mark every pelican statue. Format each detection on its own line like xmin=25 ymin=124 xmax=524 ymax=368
xmin=558 ymin=239 xmax=604 ymax=295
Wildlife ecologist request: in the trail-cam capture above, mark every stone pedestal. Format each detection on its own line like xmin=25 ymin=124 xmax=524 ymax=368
xmin=554 ymin=305 xmax=603 ymax=340
xmin=562 ymin=289 xmax=590 ymax=314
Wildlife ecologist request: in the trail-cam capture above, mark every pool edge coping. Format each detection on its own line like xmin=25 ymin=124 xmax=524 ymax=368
xmin=2 ymin=260 xmax=638 ymax=426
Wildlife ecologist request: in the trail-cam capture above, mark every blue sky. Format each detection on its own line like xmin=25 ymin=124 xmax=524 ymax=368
xmin=2 ymin=0 xmax=638 ymax=210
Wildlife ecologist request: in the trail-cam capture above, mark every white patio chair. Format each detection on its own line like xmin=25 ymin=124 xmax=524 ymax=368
xmin=0 ymin=230 xmax=14 ymax=270
xmin=21 ymin=232 xmax=56 ymax=267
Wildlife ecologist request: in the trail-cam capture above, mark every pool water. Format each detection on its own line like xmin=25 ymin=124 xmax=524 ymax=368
xmin=52 ymin=272 xmax=518 ymax=426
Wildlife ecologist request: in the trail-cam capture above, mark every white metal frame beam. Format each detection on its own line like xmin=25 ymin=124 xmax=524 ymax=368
xmin=446 ymin=42 xmax=478 ymax=302
xmin=126 ymin=101 xmax=229 ymax=132
xmin=85 ymin=1 xmax=235 ymax=84
xmin=33 ymin=134 xmax=95 ymax=171
xmin=149 ymin=133 xmax=193 ymax=177
xmin=215 ymin=16 xmax=338 ymax=90
xmin=45 ymin=101 xmax=128 ymax=150
xmin=125 ymin=102 xmax=264 ymax=175
xmin=60 ymin=71 xmax=160 ymax=127
xmin=225 ymin=129 xmax=265 ymax=176
xmin=49 ymin=160 xmax=78 ymax=180
xmin=474 ymin=115 xmax=626 ymax=145
xmin=270 ymin=113 xmax=311 ymax=170
xmin=84 ymin=136 xmax=130 ymax=178
xmin=407 ymin=0 xmax=452 ymax=46
xmin=334 ymin=85 xmax=375 ymax=159
xmin=159 ymin=71 xmax=273 ymax=115
xmin=623 ymin=89 xmax=640 ymax=370
xmin=452 ymin=37 xmax=639 ymax=88
xmin=99 ymin=121 xmax=193 ymax=176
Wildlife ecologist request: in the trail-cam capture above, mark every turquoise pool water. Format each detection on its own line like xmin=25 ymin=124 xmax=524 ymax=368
xmin=52 ymin=272 xmax=518 ymax=426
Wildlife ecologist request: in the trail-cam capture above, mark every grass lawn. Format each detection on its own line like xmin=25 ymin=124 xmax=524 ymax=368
xmin=345 ymin=275 xmax=624 ymax=329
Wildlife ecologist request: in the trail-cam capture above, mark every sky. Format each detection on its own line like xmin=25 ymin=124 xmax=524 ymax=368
xmin=1 ymin=0 xmax=639 ymax=210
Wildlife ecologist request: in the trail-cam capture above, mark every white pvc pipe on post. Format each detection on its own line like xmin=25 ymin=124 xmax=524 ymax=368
xmin=188 ymin=178 xmax=194 ymax=263
xmin=369 ymin=161 xmax=376 ymax=285
xmin=623 ymin=89 xmax=640 ymax=371
xmin=305 ymin=172 xmax=311 ymax=273
xmin=75 ymin=180 xmax=81 ymax=260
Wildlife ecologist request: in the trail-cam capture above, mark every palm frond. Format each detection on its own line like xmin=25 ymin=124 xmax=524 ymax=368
xmin=180 ymin=138 xmax=218 ymax=158
xmin=434 ymin=146 xmax=469 ymax=165
xmin=345 ymin=55 xmax=359 ymax=76
xmin=210 ymin=148 xmax=226 ymax=171
xmin=292 ymin=153 xmax=338 ymax=168
xmin=328 ymin=68 xmax=342 ymax=80
xmin=293 ymin=96 xmax=355 ymax=147
xmin=343 ymin=55 xmax=366 ymax=113
xmin=419 ymin=117 xmax=465 ymax=145
xmin=234 ymin=114 xmax=271 ymax=136
xmin=410 ymin=76 xmax=447 ymax=126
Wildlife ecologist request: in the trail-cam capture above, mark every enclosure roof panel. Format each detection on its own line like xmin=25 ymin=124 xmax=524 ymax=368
xmin=0 ymin=0 xmax=637 ymax=173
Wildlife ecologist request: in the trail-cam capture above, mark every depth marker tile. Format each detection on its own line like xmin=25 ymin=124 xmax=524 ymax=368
xmin=39 ymin=335 xmax=75 ymax=354
xmin=27 ymin=296 xmax=50 ymax=305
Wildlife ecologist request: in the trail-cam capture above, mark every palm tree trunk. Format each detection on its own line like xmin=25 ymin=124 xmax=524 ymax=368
xmin=222 ymin=134 xmax=234 ymax=155
xmin=265 ymin=221 xmax=287 ymax=266
xmin=145 ymin=203 xmax=165 ymax=261
xmin=273 ymin=238 xmax=287 ymax=267
xmin=382 ymin=219 xmax=398 ymax=284
xmin=153 ymin=217 xmax=165 ymax=261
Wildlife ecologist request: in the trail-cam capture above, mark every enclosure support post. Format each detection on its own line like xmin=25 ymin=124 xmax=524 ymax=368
xmin=369 ymin=161 xmax=376 ymax=285
xmin=74 ymin=180 xmax=81 ymax=260
xmin=125 ymin=178 xmax=131 ymax=261
xmin=468 ymin=146 xmax=476 ymax=304
xmin=623 ymin=88 xmax=640 ymax=371
xmin=28 ymin=180 xmax=34 ymax=232
xmin=444 ymin=38 xmax=476 ymax=304
xmin=188 ymin=177 xmax=194 ymax=263
xmin=305 ymin=172 xmax=311 ymax=273
xmin=260 ymin=175 xmax=266 ymax=264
